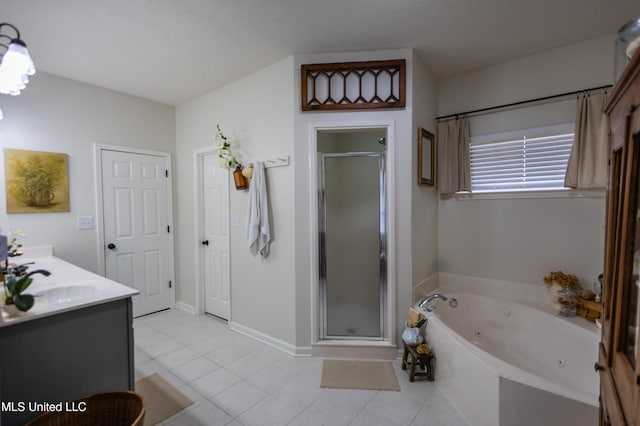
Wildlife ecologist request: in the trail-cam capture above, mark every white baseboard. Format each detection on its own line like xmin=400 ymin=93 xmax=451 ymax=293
xmin=229 ymin=321 xmax=312 ymax=357
xmin=172 ymin=305 xmax=312 ymax=356
xmin=175 ymin=301 xmax=197 ymax=315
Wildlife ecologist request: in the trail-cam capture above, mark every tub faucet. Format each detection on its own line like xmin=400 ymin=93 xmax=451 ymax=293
xmin=418 ymin=293 xmax=448 ymax=312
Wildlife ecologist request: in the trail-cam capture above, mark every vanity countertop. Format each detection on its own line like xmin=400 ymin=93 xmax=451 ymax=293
xmin=1 ymin=250 xmax=138 ymax=328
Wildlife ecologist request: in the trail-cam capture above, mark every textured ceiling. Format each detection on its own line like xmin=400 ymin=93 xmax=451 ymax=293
xmin=2 ymin=0 xmax=640 ymax=105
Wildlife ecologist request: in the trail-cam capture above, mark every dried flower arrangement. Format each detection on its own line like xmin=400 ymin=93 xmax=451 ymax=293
xmin=543 ymin=271 xmax=580 ymax=288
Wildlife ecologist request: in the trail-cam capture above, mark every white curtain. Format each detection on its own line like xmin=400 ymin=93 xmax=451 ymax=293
xmin=564 ymin=93 xmax=608 ymax=189
xmin=437 ymin=117 xmax=471 ymax=194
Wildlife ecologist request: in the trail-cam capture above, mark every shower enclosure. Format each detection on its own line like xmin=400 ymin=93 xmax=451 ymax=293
xmin=317 ymin=129 xmax=387 ymax=340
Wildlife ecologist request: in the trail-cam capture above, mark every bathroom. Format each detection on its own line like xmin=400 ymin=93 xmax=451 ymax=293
xmin=0 ymin=3 xmax=632 ymax=425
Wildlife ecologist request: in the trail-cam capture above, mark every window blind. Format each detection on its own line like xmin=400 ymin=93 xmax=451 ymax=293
xmin=470 ymin=131 xmax=574 ymax=192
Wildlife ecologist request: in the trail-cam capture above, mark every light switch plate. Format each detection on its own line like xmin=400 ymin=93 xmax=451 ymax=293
xmin=231 ymin=216 xmax=240 ymax=228
xmin=77 ymin=216 xmax=94 ymax=230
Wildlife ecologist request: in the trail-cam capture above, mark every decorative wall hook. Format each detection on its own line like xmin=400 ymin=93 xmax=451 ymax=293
xmin=262 ymin=155 xmax=290 ymax=168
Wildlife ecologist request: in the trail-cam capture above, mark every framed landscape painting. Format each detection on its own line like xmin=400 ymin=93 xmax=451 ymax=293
xmin=4 ymin=148 xmax=70 ymax=213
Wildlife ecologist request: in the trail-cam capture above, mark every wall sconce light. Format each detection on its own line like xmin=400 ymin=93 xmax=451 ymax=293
xmin=0 ymin=23 xmax=36 ymax=97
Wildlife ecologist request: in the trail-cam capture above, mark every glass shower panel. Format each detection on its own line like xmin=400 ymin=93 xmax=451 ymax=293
xmin=323 ymin=154 xmax=382 ymax=338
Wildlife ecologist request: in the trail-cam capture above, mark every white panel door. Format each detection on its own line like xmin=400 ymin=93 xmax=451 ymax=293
xmin=202 ymin=153 xmax=230 ymax=319
xmin=101 ymin=149 xmax=172 ymax=317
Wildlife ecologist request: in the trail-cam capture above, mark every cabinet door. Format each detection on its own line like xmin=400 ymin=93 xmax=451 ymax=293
xmin=609 ymin=112 xmax=640 ymax=424
xmin=602 ymin=49 xmax=640 ymax=426
xmin=601 ymin=144 xmax=627 ymax=425
xmin=604 ymin=147 xmax=625 ymax=357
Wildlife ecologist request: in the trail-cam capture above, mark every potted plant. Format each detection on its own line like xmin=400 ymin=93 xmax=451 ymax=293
xmin=7 ymin=228 xmax=24 ymax=257
xmin=3 ymin=274 xmax=35 ymax=312
xmin=214 ymin=124 xmax=248 ymax=190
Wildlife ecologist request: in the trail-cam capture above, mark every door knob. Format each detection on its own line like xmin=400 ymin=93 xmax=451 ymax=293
xmin=201 ymin=240 xmax=209 ymax=246
xmin=594 ymin=363 xmax=605 ymax=372
xmin=107 ymin=243 xmax=116 ymax=250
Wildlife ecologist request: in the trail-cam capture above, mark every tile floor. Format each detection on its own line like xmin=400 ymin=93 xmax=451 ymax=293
xmin=134 ymin=309 xmax=470 ymax=426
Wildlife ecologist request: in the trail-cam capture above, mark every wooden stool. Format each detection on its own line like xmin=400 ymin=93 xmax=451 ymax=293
xmin=401 ymin=341 xmax=434 ymax=382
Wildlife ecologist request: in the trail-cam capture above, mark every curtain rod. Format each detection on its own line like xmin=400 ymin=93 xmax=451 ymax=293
xmin=436 ymin=84 xmax=613 ymax=121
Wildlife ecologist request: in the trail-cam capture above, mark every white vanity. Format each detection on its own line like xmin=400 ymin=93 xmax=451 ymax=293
xmin=0 ymin=247 xmax=138 ymax=425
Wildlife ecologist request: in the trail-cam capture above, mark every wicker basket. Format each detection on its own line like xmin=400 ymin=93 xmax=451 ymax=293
xmin=25 ymin=391 xmax=145 ymax=426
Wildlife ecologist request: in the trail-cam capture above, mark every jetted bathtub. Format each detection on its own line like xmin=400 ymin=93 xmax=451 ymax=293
xmin=417 ymin=285 xmax=600 ymax=426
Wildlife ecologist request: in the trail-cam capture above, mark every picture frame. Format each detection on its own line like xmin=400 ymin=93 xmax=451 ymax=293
xmin=417 ymin=128 xmax=435 ymax=186
xmin=4 ymin=148 xmax=70 ymax=213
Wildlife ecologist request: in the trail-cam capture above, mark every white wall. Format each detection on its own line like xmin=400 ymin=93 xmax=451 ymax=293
xmin=0 ymin=72 xmax=175 ymax=272
xmin=411 ymin=52 xmax=439 ymax=295
xmin=436 ymin=35 xmax=612 ymax=288
xmin=175 ymin=57 xmax=297 ymax=348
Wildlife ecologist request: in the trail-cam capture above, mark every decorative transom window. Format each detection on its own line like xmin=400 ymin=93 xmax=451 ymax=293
xmin=469 ymin=123 xmax=574 ymax=192
xmin=301 ymin=59 xmax=406 ymax=111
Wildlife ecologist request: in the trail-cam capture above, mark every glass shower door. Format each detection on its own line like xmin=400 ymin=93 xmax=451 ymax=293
xmin=320 ymin=152 xmax=386 ymax=339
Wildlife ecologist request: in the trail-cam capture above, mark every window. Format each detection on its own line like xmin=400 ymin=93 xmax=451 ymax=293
xmin=469 ymin=124 xmax=574 ymax=192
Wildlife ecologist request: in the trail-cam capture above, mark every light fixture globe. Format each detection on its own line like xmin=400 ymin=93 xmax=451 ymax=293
xmin=3 ymin=39 xmax=35 ymax=76
xmin=0 ymin=23 xmax=36 ymax=98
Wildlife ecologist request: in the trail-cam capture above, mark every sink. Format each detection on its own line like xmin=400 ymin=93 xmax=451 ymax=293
xmin=35 ymin=285 xmax=99 ymax=304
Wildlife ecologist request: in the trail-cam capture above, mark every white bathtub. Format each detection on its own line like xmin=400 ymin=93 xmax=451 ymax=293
xmin=418 ymin=289 xmax=600 ymax=426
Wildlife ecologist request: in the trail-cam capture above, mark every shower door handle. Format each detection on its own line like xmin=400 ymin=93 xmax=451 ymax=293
xmin=318 ymin=231 xmax=326 ymax=279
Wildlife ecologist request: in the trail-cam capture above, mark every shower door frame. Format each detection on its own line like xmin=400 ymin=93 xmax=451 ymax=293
xmin=319 ymin=151 xmax=387 ymax=341
xmin=308 ymin=121 xmax=397 ymax=347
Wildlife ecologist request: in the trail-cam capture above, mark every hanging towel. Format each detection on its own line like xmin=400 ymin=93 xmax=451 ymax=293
xmin=245 ymin=161 xmax=271 ymax=257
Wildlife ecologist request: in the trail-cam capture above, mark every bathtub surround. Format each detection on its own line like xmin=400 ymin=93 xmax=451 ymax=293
xmin=413 ymin=273 xmax=439 ymax=304
xmin=421 ymin=272 xmax=602 ymax=333
xmin=499 ymin=378 xmax=597 ymax=426
xmin=418 ymin=281 xmax=599 ymax=426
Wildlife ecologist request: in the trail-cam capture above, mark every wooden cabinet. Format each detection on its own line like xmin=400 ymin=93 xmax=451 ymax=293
xmin=601 ymin=50 xmax=640 ymax=426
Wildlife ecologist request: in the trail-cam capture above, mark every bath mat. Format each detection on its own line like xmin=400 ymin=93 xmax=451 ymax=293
xmin=135 ymin=373 xmax=194 ymax=425
xmin=320 ymin=360 xmax=400 ymax=391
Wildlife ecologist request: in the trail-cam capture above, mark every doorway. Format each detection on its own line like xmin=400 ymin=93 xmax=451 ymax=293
xmin=194 ymin=149 xmax=231 ymax=320
xmin=96 ymin=145 xmax=175 ymax=317
xmin=317 ymin=128 xmax=389 ymax=341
